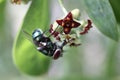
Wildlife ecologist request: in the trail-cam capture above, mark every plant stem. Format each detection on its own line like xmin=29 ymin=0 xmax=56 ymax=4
xmin=58 ymin=0 xmax=68 ymax=15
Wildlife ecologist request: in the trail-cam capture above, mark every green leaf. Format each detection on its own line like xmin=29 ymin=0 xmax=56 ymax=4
xmin=0 ymin=0 xmax=5 ymax=33
xmin=13 ymin=0 xmax=50 ymax=76
xmin=109 ymin=0 xmax=120 ymax=24
xmin=0 ymin=0 xmax=4 ymax=3
xmin=23 ymin=0 xmax=31 ymax=4
xmin=106 ymin=40 xmax=118 ymax=78
xmin=83 ymin=0 xmax=119 ymax=41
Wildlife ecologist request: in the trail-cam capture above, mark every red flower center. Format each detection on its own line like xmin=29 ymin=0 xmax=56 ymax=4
xmin=56 ymin=12 xmax=80 ymax=34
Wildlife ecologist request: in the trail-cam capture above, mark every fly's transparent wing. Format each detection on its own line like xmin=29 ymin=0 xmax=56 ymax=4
xmin=22 ymin=29 xmax=33 ymax=43
xmin=22 ymin=29 xmax=38 ymax=51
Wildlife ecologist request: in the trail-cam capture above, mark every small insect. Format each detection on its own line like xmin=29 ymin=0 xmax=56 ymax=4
xmin=23 ymin=29 xmax=67 ymax=60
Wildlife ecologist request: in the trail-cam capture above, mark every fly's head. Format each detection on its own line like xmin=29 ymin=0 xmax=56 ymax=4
xmin=32 ymin=29 xmax=43 ymax=46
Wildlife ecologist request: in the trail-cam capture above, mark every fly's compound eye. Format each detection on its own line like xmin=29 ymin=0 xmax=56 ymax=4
xmin=32 ymin=29 xmax=43 ymax=41
xmin=53 ymin=49 xmax=62 ymax=60
xmin=32 ymin=29 xmax=43 ymax=39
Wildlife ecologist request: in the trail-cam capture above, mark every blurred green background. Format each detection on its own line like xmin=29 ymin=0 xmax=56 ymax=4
xmin=0 ymin=0 xmax=120 ymax=80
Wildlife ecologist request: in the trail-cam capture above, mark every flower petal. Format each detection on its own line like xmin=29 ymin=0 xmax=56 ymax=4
xmin=56 ymin=20 xmax=63 ymax=25
xmin=49 ymin=24 xmax=53 ymax=33
xmin=80 ymin=20 xmax=92 ymax=35
xmin=64 ymin=12 xmax=73 ymax=20
xmin=71 ymin=21 xmax=81 ymax=28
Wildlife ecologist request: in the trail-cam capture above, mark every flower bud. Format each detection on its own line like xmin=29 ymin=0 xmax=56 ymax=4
xmin=71 ymin=9 xmax=80 ymax=20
